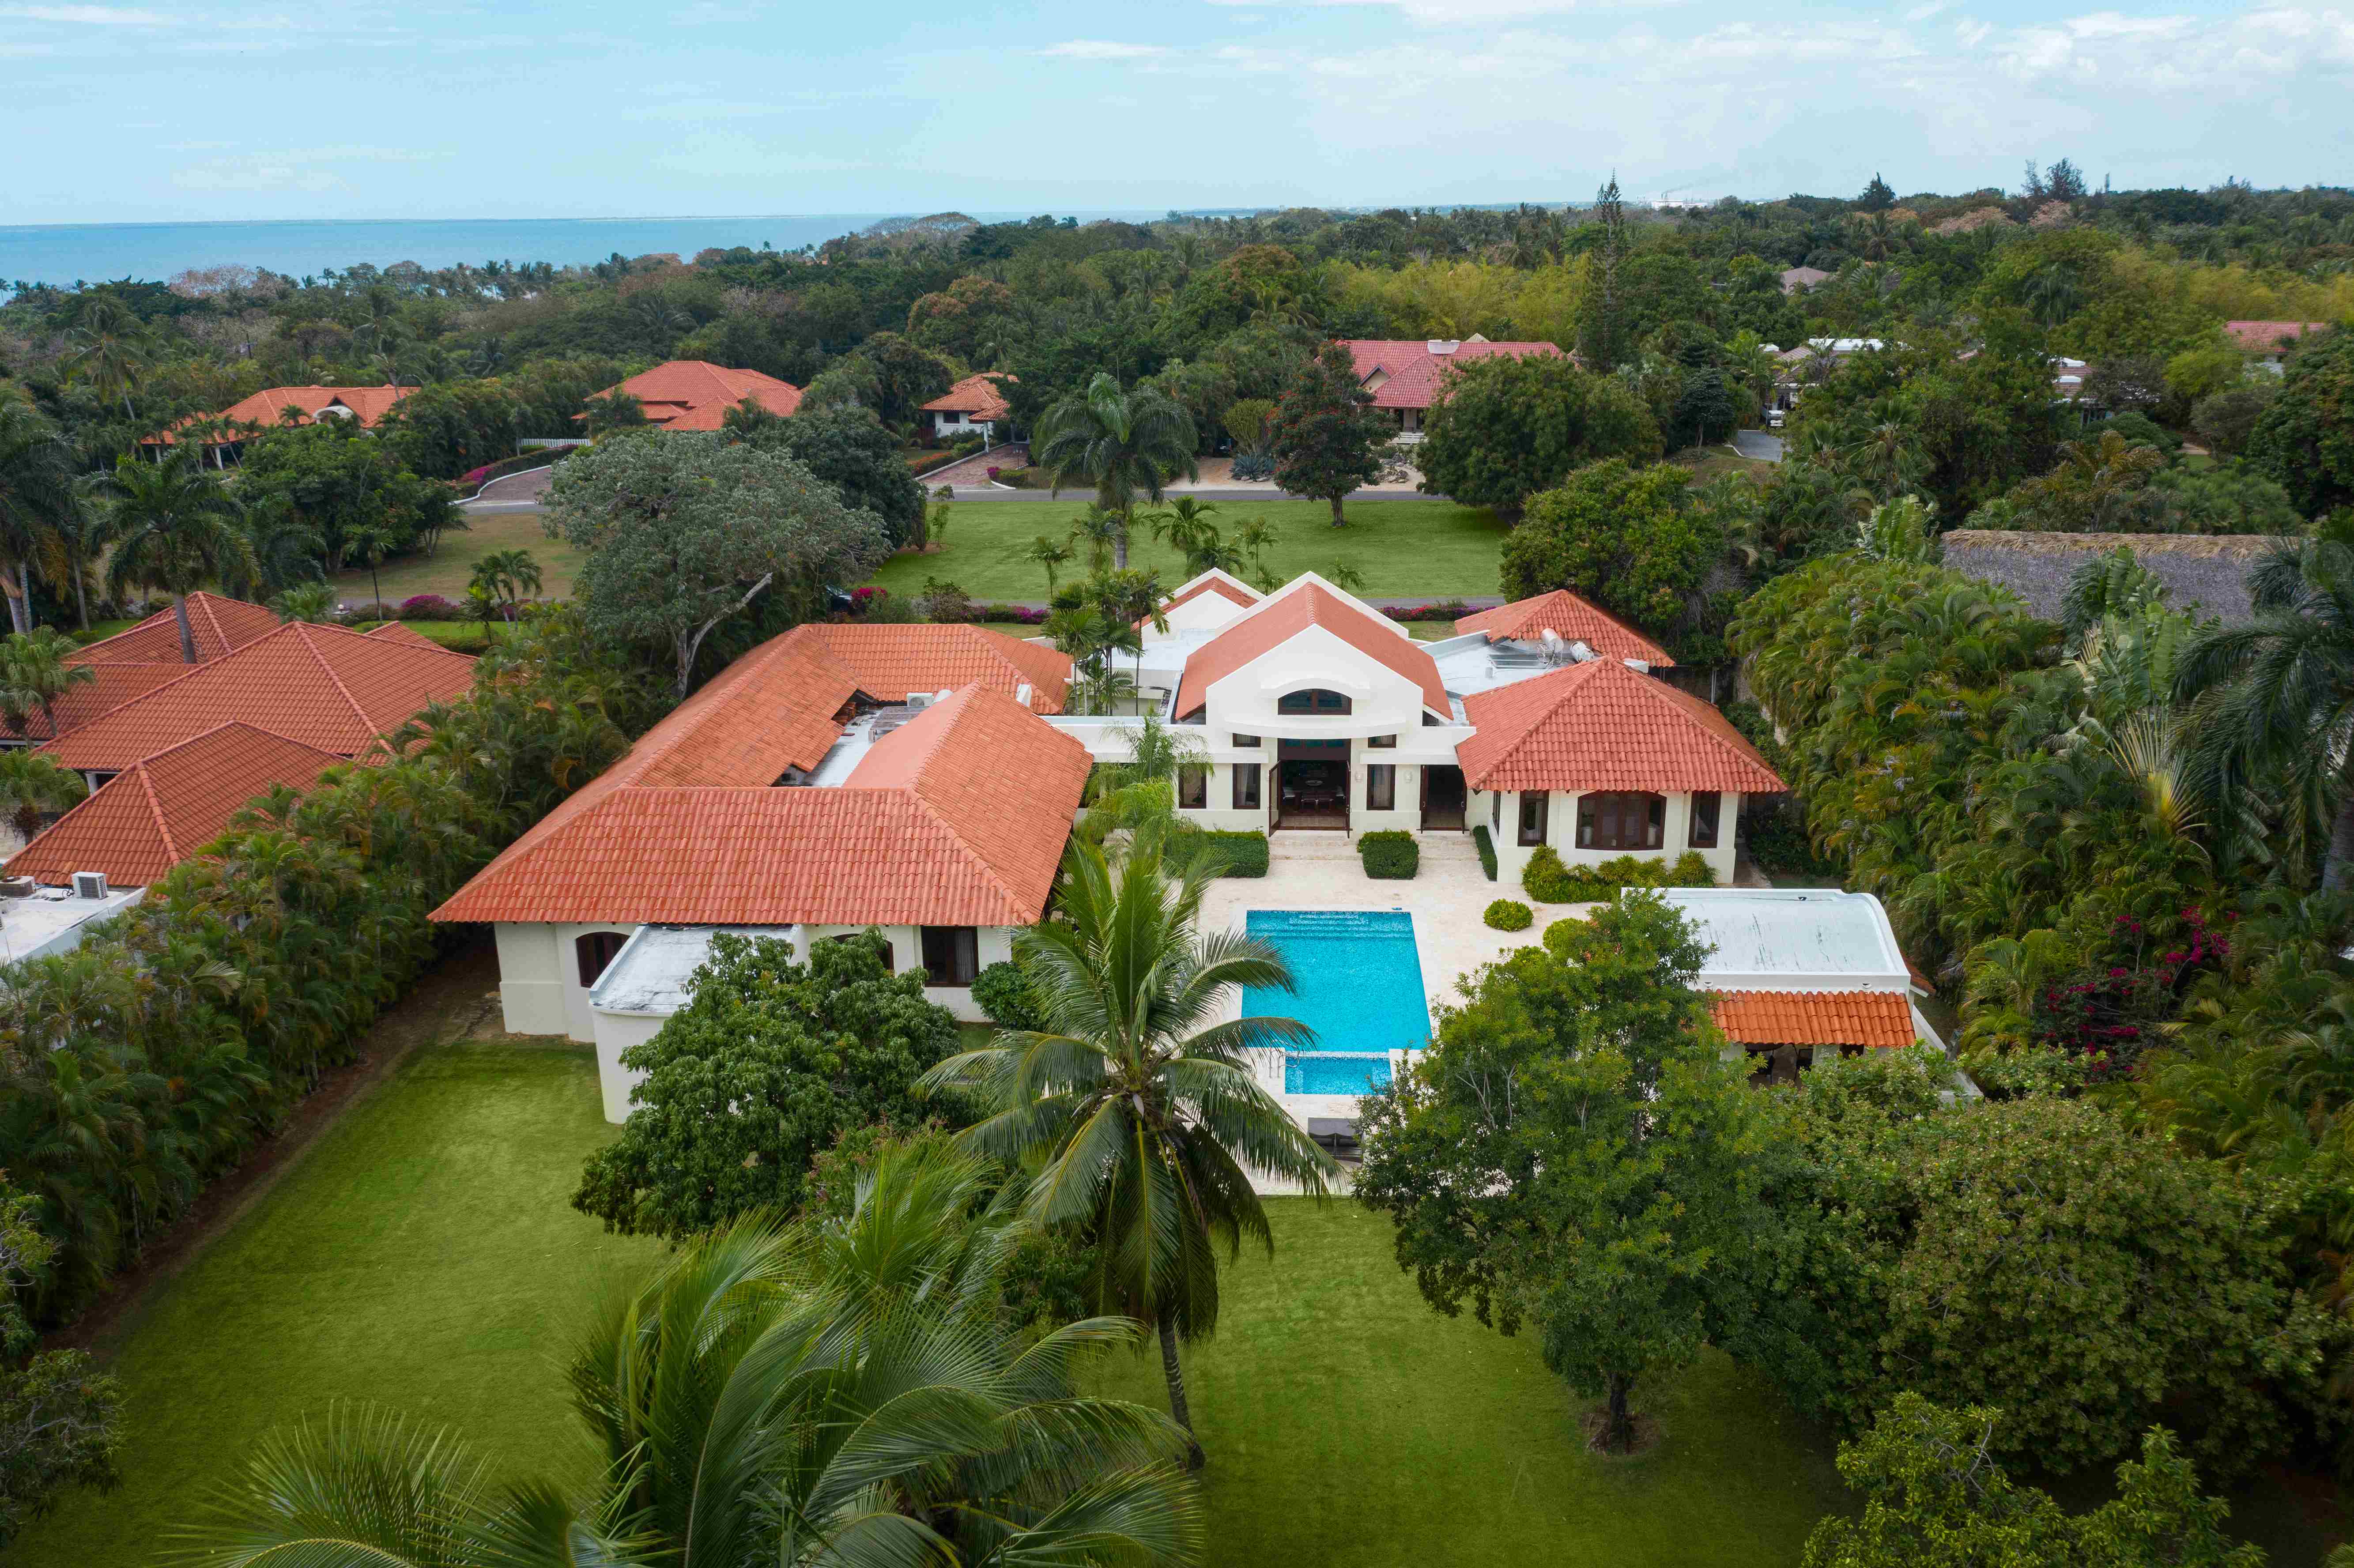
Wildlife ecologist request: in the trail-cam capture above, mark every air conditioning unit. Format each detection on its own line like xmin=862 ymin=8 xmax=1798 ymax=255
xmin=905 ymin=693 xmax=931 ymax=710
xmin=70 ymin=871 xmax=109 ymax=900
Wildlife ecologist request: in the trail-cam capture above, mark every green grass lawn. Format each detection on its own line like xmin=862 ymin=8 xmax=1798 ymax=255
xmin=352 ymin=619 xmax=506 ymax=653
xmin=329 ymin=510 xmax=585 ymax=607
xmin=11 ymin=1029 xmax=654 ymax=1566
xmin=877 ymin=498 xmax=1511 ymax=604
xmin=1088 ymin=1201 xmax=1852 ymax=1567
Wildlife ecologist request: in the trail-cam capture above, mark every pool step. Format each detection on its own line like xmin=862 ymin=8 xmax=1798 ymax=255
xmin=1268 ymin=831 xmax=1486 ymax=863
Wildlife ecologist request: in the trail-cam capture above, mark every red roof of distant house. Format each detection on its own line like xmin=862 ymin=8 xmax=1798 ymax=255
xmin=69 ymin=593 xmax=282 ymax=667
xmin=2222 ymin=320 xmax=2330 ymax=353
xmin=39 ymin=622 xmax=475 ymax=772
xmin=7 ymin=723 xmax=344 ymax=888
xmin=430 ymin=683 xmax=1088 ymax=927
xmin=921 ymin=373 xmax=1015 ymax=422
xmin=1457 ymin=657 xmax=1783 ymax=794
xmin=149 ymin=386 xmax=413 ymax=445
xmin=1455 ymin=590 xmax=1673 ymax=667
xmin=1340 ymin=337 xmax=1567 ymax=411
xmin=1175 ymin=583 xmax=1450 ymax=719
xmin=1708 ymin=991 xmax=1916 ymax=1050
xmin=1141 ymin=572 xmax=1260 ymax=628
xmin=585 ymin=361 xmax=803 ymax=431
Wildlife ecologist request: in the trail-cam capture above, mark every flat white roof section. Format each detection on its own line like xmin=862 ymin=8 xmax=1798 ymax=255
xmin=1654 ymin=888 xmax=1913 ymax=993
xmin=0 ymin=883 xmax=146 ymax=966
xmin=589 ymin=924 xmax=799 ymax=1018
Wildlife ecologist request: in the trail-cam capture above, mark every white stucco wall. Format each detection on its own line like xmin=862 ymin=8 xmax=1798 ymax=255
xmin=1478 ymin=788 xmax=1743 ymax=889
xmin=493 ymin=920 xmax=641 ymax=1040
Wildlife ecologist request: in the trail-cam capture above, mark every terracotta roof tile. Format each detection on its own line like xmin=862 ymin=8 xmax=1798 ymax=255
xmin=7 ymin=723 xmax=344 ymax=887
xmin=150 ymin=386 xmax=413 ymax=445
xmin=1176 ymin=583 xmax=1449 ymax=719
xmin=1147 ymin=574 xmax=1260 ymax=627
xmin=920 ymin=373 xmax=1014 ymax=421
xmin=39 ymin=622 xmax=476 ymax=772
xmin=1340 ymin=338 xmax=1567 ymax=411
xmin=586 ymin=361 xmax=803 ymax=430
xmin=69 ymin=593 xmax=282 ymax=667
xmin=1457 ymin=658 xmax=1784 ymax=794
xmin=430 ymin=683 xmax=1087 ymax=926
xmin=1455 ymin=589 xmax=1674 ymax=667
xmin=2222 ymin=320 xmax=2330 ymax=353
xmin=1709 ymin=990 xmax=1916 ymax=1049
xmin=800 ymin=623 xmax=1070 ymax=714
xmin=362 ymin=621 xmax=449 ymax=651
xmin=0 ymin=664 xmax=185 ymax=743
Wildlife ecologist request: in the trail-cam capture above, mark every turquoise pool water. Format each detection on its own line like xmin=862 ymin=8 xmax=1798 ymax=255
xmin=1241 ymin=910 xmax=1430 ymax=1096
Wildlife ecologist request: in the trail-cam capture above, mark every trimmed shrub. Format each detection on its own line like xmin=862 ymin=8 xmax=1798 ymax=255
xmin=1524 ymin=845 xmax=1716 ymax=903
xmin=978 ymin=604 xmax=1049 ymax=626
xmin=1472 ymin=824 xmax=1498 ymax=882
xmin=1484 ymin=899 xmax=1532 ymax=931
xmin=397 ymin=593 xmax=463 ymax=622
xmin=971 ymin=961 xmax=1045 ymax=1032
xmin=1359 ymin=830 xmax=1418 ymax=879
xmin=1192 ymin=830 xmax=1268 ymax=878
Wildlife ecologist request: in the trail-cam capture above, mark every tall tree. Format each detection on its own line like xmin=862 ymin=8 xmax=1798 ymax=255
xmin=1032 ymin=373 xmax=1198 ymax=569
xmin=0 ymin=398 xmax=76 ymax=636
xmin=1414 ymin=354 xmax=1659 ymax=518
xmin=925 ymin=825 xmax=1337 ymax=1466
xmin=61 ymin=295 xmax=150 ymax=422
xmin=0 ymin=629 xmax=95 ymax=743
xmin=92 ymin=447 xmax=257 ymax=664
xmin=1578 ymin=173 xmax=1632 ymax=371
xmin=2247 ymin=326 xmax=2352 ymax=518
xmin=1355 ymin=894 xmax=1764 ymax=1454
xmin=1268 ymin=343 xmax=1392 ymax=526
xmin=0 ymin=749 xmax=86 ymax=841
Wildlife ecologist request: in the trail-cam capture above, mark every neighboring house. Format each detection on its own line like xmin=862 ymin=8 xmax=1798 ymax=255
xmin=2 ymin=593 xmax=296 ymax=752
xmin=147 ymin=384 xmax=414 ymax=463
xmin=1779 ymin=265 xmax=1830 ymax=295
xmin=2223 ymin=320 xmax=2330 ymax=373
xmin=1941 ymin=530 xmax=2282 ymax=627
xmin=1339 ymin=336 xmax=1569 ymax=438
xmin=1454 ymin=589 xmax=1673 ymax=669
xmin=583 ymin=360 xmax=804 ymax=431
xmin=7 ymin=723 xmax=343 ymax=890
xmin=1655 ymin=887 xmax=1939 ymax=1074
xmin=37 ymin=619 xmax=477 ymax=790
xmin=920 ymin=373 xmax=1014 ymax=441
xmin=1769 ymin=338 xmax=1886 ymax=418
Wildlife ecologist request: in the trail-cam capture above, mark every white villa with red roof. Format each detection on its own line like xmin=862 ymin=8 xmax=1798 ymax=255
xmin=921 ymin=373 xmax=1014 ymax=441
xmin=1341 ymin=336 xmax=1568 ymax=438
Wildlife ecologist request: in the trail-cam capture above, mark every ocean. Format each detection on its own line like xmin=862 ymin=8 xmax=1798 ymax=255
xmin=0 ymin=210 xmax=1183 ymax=290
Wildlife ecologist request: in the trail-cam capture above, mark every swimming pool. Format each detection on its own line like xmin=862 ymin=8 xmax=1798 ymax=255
xmin=1241 ymin=910 xmax=1430 ymax=1096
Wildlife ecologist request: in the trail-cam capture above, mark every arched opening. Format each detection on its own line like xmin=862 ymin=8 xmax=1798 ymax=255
xmin=575 ymin=930 xmax=630 ymax=988
xmin=1276 ymin=688 xmax=1354 ymax=716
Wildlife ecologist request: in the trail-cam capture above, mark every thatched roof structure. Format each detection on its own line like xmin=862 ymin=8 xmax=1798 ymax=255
xmin=1940 ymin=531 xmax=2291 ymax=626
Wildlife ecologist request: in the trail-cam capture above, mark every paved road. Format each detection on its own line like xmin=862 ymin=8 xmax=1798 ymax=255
xmin=1732 ymin=429 xmax=1784 ymax=463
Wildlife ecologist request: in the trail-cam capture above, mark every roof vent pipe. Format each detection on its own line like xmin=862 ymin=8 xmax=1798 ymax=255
xmin=1015 ymin=683 xmax=1033 ymax=708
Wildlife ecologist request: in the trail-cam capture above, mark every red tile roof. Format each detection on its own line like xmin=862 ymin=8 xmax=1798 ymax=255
xmin=0 ymin=664 xmax=185 ymax=744
xmin=921 ymin=373 xmax=1014 ymax=422
xmin=1709 ymin=991 xmax=1916 ymax=1050
xmin=1455 ymin=590 xmax=1674 ymax=667
xmin=1148 ymin=574 xmax=1260 ymax=627
xmin=69 ymin=593 xmax=282 ymax=667
xmin=1457 ymin=657 xmax=1784 ymax=794
xmin=1176 ymin=583 xmax=1449 ymax=719
xmin=799 ymin=623 xmax=1070 ymax=714
xmin=430 ymin=683 xmax=1088 ymax=927
xmin=1340 ymin=338 xmax=1567 ymax=411
xmin=7 ymin=723 xmax=343 ymax=888
xmin=585 ymin=361 xmax=803 ymax=431
xmin=149 ymin=386 xmax=413 ymax=445
xmin=2222 ymin=320 xmax=2330 ymax=354
xmin=39 ymin=622 xmax=476 ymax=772
xmin=362 ymin=622 xmax=449 ymax=651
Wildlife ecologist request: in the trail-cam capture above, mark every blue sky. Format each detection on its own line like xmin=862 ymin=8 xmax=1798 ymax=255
xmin=4 ymin=0 xmax=2348 ymax=224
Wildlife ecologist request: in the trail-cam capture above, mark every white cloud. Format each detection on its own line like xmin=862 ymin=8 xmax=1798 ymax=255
xmin=0 ymin=4 xmax=171 ymax=21
xmin=1041 ymin=39 xmax=1167 ymax=58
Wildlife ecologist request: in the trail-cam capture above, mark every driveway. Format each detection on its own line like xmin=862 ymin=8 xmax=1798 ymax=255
xmin=1732 ymin=429 xmax=1784 ymax=463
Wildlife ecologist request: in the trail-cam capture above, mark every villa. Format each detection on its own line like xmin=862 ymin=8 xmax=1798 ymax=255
xmin=1340 ymin=337 xmax=1568 ymax=438
xmin=146 ymin=384 xmax=415 ymax=462
xmin=431 ymin=571 xmax=1870 ymax=1127
xmin=582 ymin=360 xmax=804 ymax=431
xmin=921 ymin=373 xmax=1014 ymax=442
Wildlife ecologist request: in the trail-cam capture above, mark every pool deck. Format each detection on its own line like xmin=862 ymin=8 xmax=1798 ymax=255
xmin=1204 ymin=830 xmax=1600 ymax=1191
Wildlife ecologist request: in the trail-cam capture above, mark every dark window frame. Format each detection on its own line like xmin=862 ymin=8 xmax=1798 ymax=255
xmin=1232 ymin=732 xmax=1261 ymax=749
xmin=1517 ymin=791 xmax=1549 ymax=848
xmin=1233 ymin=761 xmax=1262 ymax=810
xmin=920 ymin=925 xmax=980 ymax=987
xmin=1276 ymin=688 xmax=1354 ymax=715
xmin=1367 ymin=733 xmax=1397 ymax=749
xmin=575 ymin=930 xmax=629 ymax=988
xmin=1577 ymin=791 xmax=1667 ymax=851
xmin=1689 ymin=790 xmax=1722 ymax=849
xmin=1366 ymin=763 xmax=1396 ymax=811
xmin=1177 ymin=765 xmax=1210 ymax=809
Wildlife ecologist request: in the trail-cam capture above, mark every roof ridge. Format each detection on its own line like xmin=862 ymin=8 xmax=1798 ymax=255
xmin=132 ymin=759 xmax=177 ymax=861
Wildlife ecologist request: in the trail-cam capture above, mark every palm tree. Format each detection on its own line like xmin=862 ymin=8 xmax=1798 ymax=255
xmin=0 ymin=749 xmax=86 ymax=841
xmin=268 ymin=582 xmax=340 ymax=625
xmin=1026 ymin=534 xmax=1075 ymax=599
xmin=1033 ymin=374 xmax=1198 ymax=569
xmin=0 ymin=627 xmax=96 ymax=741
xmin=2177 ymin=538 xmax=2354 ymax=890
xmin=468 ymin=548 xmax=543 ymax=614
xmin=924 ymin=827 xmax=1339 ymax=1466
xmin=345 ymin=520 xmax=402 ymax=614
xmin=63 ymin=295 xmax=151 ymax=421
xmin=0 ymin=395 xmax=77 ymax=636
xmin=1068 ymin=504 xmax=1124 ymax=577
xmin=93 ymin=448 xmax=256 ymax=664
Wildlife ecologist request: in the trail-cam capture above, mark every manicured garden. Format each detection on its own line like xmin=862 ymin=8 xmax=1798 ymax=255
xmin=327 ymin=510 xmax=585 ymax=605
xmin=867 ymin=498 xmax=1510 ymax=603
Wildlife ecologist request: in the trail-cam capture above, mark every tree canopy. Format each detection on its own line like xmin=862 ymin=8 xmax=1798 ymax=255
xmin=1413 ymin=352 xmax=1660 ymax=516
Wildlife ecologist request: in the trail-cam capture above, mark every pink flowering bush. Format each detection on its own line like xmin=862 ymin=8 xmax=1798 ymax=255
xmin=2031 ymin=909 xmax=2228 ymax=1076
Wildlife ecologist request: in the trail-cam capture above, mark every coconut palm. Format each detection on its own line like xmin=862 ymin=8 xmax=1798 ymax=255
xmin=1025 ymin=533 xmax=1075 ymax=599
xmin=0 ymin=748 xmax=86 ymax=841
xmin=0 ymin=628 xmax=95 ymax=742
xmin=1033 ymin=374 xmax=1198 ymax=569
xmin=924 ymin=827 xmax=1338 ymax=1466
xmin=268 ymin=581 xmax=340 ymax=625
xmin=93 ymin=447 xmax=256 ymax=664
xmin=345 ymin=520 xmax=402 ymax=616
xmin=1068 ymin=505 xmax=1123 ymax=578
xmin=63 ymin=295 xmax=151 ymax=421
xmin=0 ymin=395 xmax=78 ymax=635
xmin=2177 ymin=538 xmax=2354 ymax=890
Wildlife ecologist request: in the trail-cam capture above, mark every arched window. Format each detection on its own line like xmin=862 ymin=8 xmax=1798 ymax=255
xmin=1276 ymin=689 xmax=1353 ymax=715
xmin=1576 ymin=792 xmax=1666 ymax=851
xmin=575 ymin=930 xmax=630 ymax=988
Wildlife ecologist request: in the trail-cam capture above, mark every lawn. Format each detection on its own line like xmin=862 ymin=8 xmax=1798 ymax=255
xmin=11 ymin=1019 xmax=653 ymax=1566
xmin=875 ymin=498 xmax=1511 ymax=604
xmin=1088 ymin=1200 xmax=1852 ymax=1567
xmin=1666 ymin=445 xmax=1778 ymax=483
xmin=328 ymin=509 xmax=585 ymax=607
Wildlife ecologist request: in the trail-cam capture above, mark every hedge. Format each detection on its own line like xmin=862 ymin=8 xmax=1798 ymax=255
xmin=1471 ymin=824 xmax=1498 ymax=882
xmin=1484 ymin=899 xmax=1532 ymax=931
xmin=1192 ymin=830 xmax=1268 ymax=878
xmin=1359 ymin=830 xmax=1418 ymax=879
xmin=971 ymin=961 xmax=1045 ymax=1031
xmin=1523 ymin=846 xmax=1716 ymax=903
xmin=906 ymin=449 xmax=962 ymax=477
